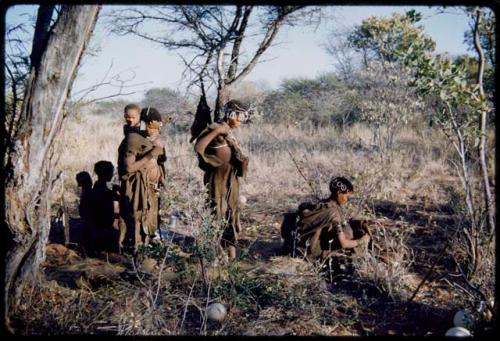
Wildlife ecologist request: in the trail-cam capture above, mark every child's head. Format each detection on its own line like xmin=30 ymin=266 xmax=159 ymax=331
xmin=223 ymin=99 xmax=249 ymax=129
xmin=124 ymin=103 xmax=141 ymax=127
xmin=76 ymin=171 xmax=92 ymax=189
xmin=142 ymin=107 xmax=162 ymax=138
xmin=329 ymin=176 xmax=353 ymax=205
xmin=94 ymin=160 xmax=114 ymax=182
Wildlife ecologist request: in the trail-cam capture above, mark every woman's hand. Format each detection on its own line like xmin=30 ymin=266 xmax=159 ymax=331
xmin=195 ymin=122 xmax=230 ymax=155
xmin=214 ymin=122 xmax=230 ymax=136
xmin=359 ymin=234 xmax=371 ymax=246
xmin=148 ymin=146 xmax=164 ymax=159
xmin=150 ymin=146 xmax=163 ymax=158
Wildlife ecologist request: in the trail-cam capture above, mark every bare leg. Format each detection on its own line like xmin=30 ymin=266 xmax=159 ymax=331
xmin=220 ymin=239 xmax=236 ymax=260
xmin=62 ymin=208 xmax=70 ymax=246
xmin=227 ymin=245 xmax=236 ymax=259
xmin=118 ymin=219 xmax=126 ymax=254
xmin=134 ymin=220 xmax=142 ymax=252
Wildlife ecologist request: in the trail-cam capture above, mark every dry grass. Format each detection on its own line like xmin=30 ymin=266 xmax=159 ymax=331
xmin=12 ymin=104 xmax=495 ymax=336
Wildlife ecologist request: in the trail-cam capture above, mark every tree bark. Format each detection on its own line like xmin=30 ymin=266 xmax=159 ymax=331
xmin=4 ymin=5 xmax=100 ymax=331
xmin=214 ymin=83 xmax=231 ymax=121
xmin=472 ymin=8 xmax=495 ymax=236
xmin=227 ymin=6 xmax=253 ymax=80
xmin=30 ymin=5 xmax=55 ymax=70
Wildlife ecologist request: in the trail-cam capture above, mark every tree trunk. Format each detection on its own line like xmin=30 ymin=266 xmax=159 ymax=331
xmin=214 ymin=83 xmax=231 ymax=122
xmin=472 ymin=8 xmax=495 ymax=236
xmin=4 ymin=5 xmax=100 ymax=331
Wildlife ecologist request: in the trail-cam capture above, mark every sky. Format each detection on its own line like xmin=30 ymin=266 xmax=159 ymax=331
xmin=5 ymin=5 xmax=475 ymax=102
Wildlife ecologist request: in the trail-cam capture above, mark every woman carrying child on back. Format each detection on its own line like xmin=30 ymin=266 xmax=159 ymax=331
xmin=282 ymin=176 xmax=371 ymax=263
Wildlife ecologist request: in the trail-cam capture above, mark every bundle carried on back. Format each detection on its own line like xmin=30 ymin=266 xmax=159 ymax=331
xmin=190 ymin=95 xmax=212 ymax=143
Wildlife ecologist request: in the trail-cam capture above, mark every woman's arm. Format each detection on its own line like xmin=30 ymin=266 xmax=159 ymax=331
xmin=194 ymin=123 xmax=230 ymax=156
xmin=337 ymin=225 xmax=370 ymax=249
xmin=124 ymin=146 xmax=163 ymax=174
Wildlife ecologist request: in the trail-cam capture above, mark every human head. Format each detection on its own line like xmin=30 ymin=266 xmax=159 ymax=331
xmin=124 ymin=103 xmax=141 ymax=127
xmin=329 ymin=176 xmax=353 ymax=205
xmin=76 ymin=171 xmax=92 ymax=189
xmin=142 ymin=107 xmax=162 ymax=138
xmin=223 ymin=99 xmax=249 ymax=129
xmin=94 ymin=160 xmax=114 ymax=182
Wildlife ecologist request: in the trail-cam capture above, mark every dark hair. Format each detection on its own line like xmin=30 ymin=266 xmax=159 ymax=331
xmin=223 ymin=99 xmax=249 ymax=120
xmin=141 ymin=107 xmax=162 ymax=122
xmin=329 ymin=176 xmax=353 ymax=194
xmin=225 ymin=99 xmax=249 ymax=112
xmin=124 ymin=103 xmax=140 ymax=114
xmin=94 ymin=160 xmax=114 ymax=181
xmin=76 ymin=171 xmax=92 ymax=188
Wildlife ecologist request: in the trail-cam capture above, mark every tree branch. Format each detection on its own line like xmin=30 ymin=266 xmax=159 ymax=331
xmin=230 ymin=7 xmax=297 ymax=85
xmin=227 ymin=6 xmax=253 ymax=80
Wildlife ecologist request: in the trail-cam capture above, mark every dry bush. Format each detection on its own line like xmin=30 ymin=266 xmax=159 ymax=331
xmin=352 ymin=221 xmax=416 ymax=300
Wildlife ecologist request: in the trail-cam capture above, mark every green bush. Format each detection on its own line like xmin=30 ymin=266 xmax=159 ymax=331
xmin=261 ymin=73 xmax=362 ymax=128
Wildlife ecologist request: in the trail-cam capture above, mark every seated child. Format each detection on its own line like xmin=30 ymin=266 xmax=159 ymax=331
xmin=76 ymin=171 xmax=93 ymax=224
xmin=90 ymin=160 xmax=122 ymax=254
xmin=76 ymin=171 xmax=93 ymax=250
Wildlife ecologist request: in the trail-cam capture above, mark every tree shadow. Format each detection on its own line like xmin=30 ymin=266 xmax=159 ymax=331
xmin=369 ymin=199 xmax=459 ymax=279
xmin=239 ymin=235 xmax=283 ymax=261
xmin=371 ymin=199 xmax=456 ymax=228
xmin=327 ymin=273 xmax=455 ymax=336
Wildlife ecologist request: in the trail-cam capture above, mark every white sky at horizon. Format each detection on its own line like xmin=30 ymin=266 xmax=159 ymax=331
xmin=6 ymin=5 xmax=475 ymax=102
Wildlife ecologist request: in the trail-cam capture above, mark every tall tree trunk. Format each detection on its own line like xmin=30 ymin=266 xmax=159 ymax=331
xmin=472 ymin=8 xmax=495 ymax=236
xmin=3 ymin=5 xmax=100 ymax=331
xmin=214 ymin=83 xmax=231 ymax=122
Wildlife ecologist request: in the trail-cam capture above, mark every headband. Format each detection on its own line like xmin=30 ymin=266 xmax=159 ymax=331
xmin=334 ymin=180 xmax=348 ymax=192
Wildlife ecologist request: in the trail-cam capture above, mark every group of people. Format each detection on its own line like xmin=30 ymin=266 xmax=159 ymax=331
xmin=75 ymin=99 xmax=371 ymax=265
xmin=76 ymin=104 xmax=166 ymax=255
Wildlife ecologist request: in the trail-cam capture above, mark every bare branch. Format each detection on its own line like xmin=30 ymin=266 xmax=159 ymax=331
xmin=227 ymin=6 xmax=253 ymax=79
xmin=108 ymin=5 xmax=319 ymax=119
xmin=70 ymin=63 xmax=151 ymax=108
xmin=231 ymin=15 xmax=283 ymax=85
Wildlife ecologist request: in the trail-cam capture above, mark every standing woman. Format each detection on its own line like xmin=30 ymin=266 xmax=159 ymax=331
xmin=117 ymin=110 xmax=164 ymax=252
xmin=194 ymin=100 xmax=249 ymax=259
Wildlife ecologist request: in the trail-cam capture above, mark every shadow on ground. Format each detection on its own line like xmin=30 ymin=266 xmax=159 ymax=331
xmin=370 ymin=199 xmax=459 ymax=280
xmin=327 ymin=273 xmax=455 ymax=336
xmin=239 ymin=235 xmax=283 ymax=261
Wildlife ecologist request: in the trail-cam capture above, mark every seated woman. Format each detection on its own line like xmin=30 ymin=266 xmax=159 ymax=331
xmin=281 ymin=176 xmax=371 ymax=262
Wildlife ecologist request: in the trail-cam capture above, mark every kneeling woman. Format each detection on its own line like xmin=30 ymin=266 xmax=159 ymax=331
xmin=282 ymin=176 xmax=371 ymax=261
